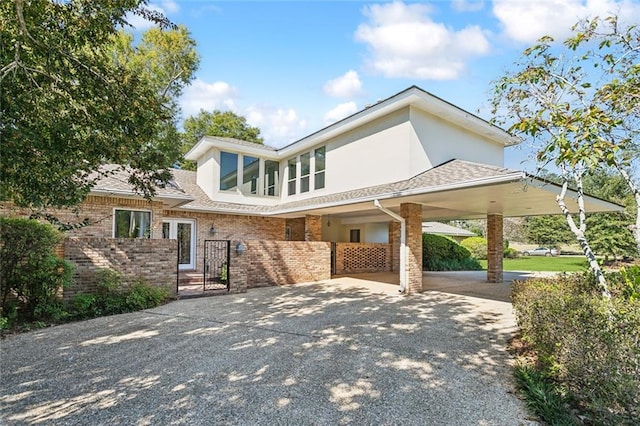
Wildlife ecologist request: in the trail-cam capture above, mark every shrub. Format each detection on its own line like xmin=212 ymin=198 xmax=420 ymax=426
xmin=512 ymin=273 xmax=640 ymax=424
xmin=503 ymin=247 xmax=519 ymax=258
xmin=70 ymin=269 xmax=169 ymax=319
xmin=460 ymin=236 xmax=488 ymax=260
xmin=422 ymin=233 xmax=482 ymax=271
xmin=0 ymin=217 xmax=73 ymax=323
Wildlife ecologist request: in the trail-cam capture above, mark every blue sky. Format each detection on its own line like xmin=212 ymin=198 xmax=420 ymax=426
xmin=130 ymin=0 xmax=640 ymax=170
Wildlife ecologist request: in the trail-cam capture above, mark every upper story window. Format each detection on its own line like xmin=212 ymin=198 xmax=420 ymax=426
xmin=242 ymin=155 xmax=259 ymax=195
xmin=314 ymin=146 xmax=325 ymax=190
xmin=300 ymin=152 xmax=310 ymax=193
xmin=220 ymin=151 xmax=238 ymax=191
xmin=288 ymin=158 xmax=297 ymax=196
xmin=114 ymin=209 xmax=151 ymax=238
xmin=286 ymin=146 xmax=326 ymax=197
xmin=264 ymin=160 xmax=279 ymax=196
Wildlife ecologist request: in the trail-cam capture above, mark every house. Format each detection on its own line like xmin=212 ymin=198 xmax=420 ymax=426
xmin=422 ymin=222 xmax=476 ymax=243
xmin=2 ymin=86 xmax=621 ymax=297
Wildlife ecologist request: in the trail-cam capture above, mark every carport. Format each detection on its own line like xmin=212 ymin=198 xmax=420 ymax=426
xmin=272 ymin=160 xmax=621 ymax=294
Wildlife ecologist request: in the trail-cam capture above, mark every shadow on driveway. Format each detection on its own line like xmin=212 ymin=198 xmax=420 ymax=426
xmin=1 ymin=278 xmax=536 ymax=425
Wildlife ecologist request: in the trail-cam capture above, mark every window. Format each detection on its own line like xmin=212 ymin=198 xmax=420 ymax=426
xmin=285 ymin=226 xmax=292 ymax=241
xmin=242 ymin=155 xmax=259 ymax=195
xmin=264 ymin=160 xmax=279 ymax=196
xmin=300 ymin=152 xmax=310 ymax=193
xmin=314 ymin=146 xmax=325 ymax=190
xmin=288 ymin=158 xmax=297 ymax=196
xmin=350 ymin=229 xmax=361 ymax=243
xmin=114 ymin=210 xmax=151 ymax=238
xmin=220 ymin=152 xmax=238 ymax=191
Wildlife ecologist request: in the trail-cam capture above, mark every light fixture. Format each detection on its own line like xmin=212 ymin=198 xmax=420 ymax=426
xmin=209 ymin=226 xmax=216 ymax=236
xmin=235 ymin=242 xmax=246 ymax=255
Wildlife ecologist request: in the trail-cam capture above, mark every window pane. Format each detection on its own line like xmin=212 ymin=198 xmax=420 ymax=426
xmin=350 ymin=229 xmax=360 ymax=243
xmin=242 ymin=155 xmax=259 ymax=195
xmin=264 ymin=160 xmax=279 ymax=196
xmin=315 ymin=146 xmax=325 ymax=172
xmin=162 ymin=222 xmax=170 ymax=239
xmin=301 ymin=152 xmax=310 ymax=176
xmin=315 ymin=171 xmax=325 ymax=190
xmin=287 ymin=157 xmax=296 ymax=195
xmin=220 ymin=152 xmax=238 ymax=191
xmin=301 ymin=176 xmax=309 ymax=193
xmin=177 ymin=223 xmax=192 ymax=265
xmin=115 ymin=210 xmax=151 ymax=238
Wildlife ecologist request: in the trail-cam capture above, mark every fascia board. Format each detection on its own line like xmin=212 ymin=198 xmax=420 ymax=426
xmin=266 ymin=172 xmax=527 ymax=216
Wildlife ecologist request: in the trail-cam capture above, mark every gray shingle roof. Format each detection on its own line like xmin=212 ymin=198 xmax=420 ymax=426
xmin=203 ymin=136 xmax=277 ymax=151
xmin=422 ymin=222 xmax=476 ymax=237
xmin=166 ymin=159 xmax=523 ymax=215
xmin=91 ymin=165 xmax=193 ymax=200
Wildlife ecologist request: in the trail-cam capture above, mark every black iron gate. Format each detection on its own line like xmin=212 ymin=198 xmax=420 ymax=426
xmin=204 ymin=240 xmax=230 ymax=291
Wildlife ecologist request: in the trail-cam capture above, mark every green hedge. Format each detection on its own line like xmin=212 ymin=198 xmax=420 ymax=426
xmin=0 ymin=217 xmax=73 ymax=325
xmin=512 ymin=271 xmax=640 ymax=424
xmin=460 ymin=236 xmax=488 ymax=260
xmin=422 ymin=233 xmax=482 ymax=271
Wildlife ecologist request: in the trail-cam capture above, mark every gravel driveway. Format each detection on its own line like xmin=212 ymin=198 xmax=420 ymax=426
xmin=1 ymin=277 xmax=536 ymax=425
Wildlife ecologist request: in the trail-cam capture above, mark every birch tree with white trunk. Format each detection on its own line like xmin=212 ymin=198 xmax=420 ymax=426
xmin=491 ymin=16 xmax=640 ymax=297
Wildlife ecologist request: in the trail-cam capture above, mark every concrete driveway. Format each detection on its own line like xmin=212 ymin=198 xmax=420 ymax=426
xmin=1 ymin=274 xmax=536 ymax=425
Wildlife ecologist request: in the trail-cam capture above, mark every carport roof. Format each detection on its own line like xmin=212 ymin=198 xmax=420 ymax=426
xmin=170 ymin=159 xmax=623 ymax=220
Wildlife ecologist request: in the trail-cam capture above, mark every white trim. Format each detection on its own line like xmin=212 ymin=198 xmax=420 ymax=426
xmin=162 ymin=219 xmax=197 ymax=270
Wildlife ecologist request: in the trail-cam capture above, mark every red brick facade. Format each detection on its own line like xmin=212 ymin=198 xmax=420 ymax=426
xmin=63 ymin=237 xmax=178 ymax=300
xmin=401 ymin=203 xmax=423 ymax=294
xmin=244 ymin=240 xmax=331 ymax=287
xmin=304 ymin=215 xmax=323 ymax=241
xmin=487 ymin=214 xmax=504 ymax=283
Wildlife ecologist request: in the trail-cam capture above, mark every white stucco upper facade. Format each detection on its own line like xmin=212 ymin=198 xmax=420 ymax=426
xmin=184 ymin=86 xmax=516 ymax=207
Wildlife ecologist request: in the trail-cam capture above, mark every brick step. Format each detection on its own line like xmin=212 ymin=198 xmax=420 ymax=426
xmin=178 ymin=272 xmax=203 ymax=286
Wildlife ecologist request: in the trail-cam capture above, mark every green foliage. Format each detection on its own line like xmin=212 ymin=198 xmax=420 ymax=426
xmin=503 ymin=247 xmax=519 ymax=259
xmin=0 ymin=217 xmax=73 ymax=324
xmin=460 ymin=236 xmax=488 ymax=260
xmin=0 ymin=1 xmax=194 ymax=208
xmin=616 ymin=266 xmax=640 ymax=302
xmin=525 ymin=215 xmax=574 ymax=246
xmin=512 ymin=273 xmax=640 ymax=424
xmin=586 ymin=212 xmax=637 ymax=258
xmin=180 ymin=110 xmax=264 ymax=170
xmin=513 ymin=364 xmax=577 ymax=425
xmin=422 ymin=233 xmax=482 ymax=271
xmin=71 ymin=269 xmax=169 ymax=319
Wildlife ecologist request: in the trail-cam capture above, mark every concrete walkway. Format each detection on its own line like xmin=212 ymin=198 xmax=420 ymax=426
xmin=1 ymin=274 xmax=537 ymax=425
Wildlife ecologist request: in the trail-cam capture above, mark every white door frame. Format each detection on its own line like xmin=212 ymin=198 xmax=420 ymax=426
xmin=163 ymin=219 xmax=196 ymax=270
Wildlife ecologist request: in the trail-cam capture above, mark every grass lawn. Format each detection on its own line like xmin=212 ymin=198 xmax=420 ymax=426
xmin=479 ymin=256 xmax=588 ymax=272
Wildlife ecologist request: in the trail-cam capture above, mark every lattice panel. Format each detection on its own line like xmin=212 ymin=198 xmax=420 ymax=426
xmin=342 ymin=245 xmax=390 ymax=272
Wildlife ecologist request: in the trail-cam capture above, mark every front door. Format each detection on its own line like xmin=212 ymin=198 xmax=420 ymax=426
xmin=163 ymin=219 xmax=196 ymax=270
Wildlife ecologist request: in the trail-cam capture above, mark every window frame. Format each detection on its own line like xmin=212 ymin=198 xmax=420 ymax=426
xmin=219 ymin=151 xmax=239 ymax=191
xmin=113 ymin=208 xmax=152 ymax=239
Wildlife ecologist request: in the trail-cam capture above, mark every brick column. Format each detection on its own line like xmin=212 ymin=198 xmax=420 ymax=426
xmin=229 ymin=240 xmax=248 ymax=294
xmin=389 ymin=221 xmax=401 ymax=272
xmin=401 ymin=203 xmax=423 ymax=294
xmin=487 ymin=214 xmax=504 ymax=283
xmin=305 ymin=215 xmax=322 ymax=241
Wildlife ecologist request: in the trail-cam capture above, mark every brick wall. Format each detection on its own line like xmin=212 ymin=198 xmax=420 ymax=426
xmin=286 ymin=218 xmax=305 ymax=241
xmin=401 ymin=203 xmax=423 ymax=294
xmin=1 ymin=197 xmax=165 ymax=238
xmin=245 ymin=240 xmax=331 ymax=287
xmin=334 ymin=242 xmax=391 ymax=274
xmin=389 ymin=221 xmax=401 ymax=272
xmin=63 ymin=237 xmax=178 ymax=300
xmin=164 ymin=210 xmax=286 ymax=273
xmin=487 ymin=214 xmax=504 ymax=283
xmin=304 ymin=215 xmax=322 ymax=241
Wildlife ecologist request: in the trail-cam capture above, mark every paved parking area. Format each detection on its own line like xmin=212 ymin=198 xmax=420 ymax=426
xmin=1 ymin=275 xmax=536 ymax=425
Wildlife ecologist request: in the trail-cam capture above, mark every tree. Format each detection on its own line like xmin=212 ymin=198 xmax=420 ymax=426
xmin=180 ymin=110 xmax=264 ymax=170
xmin=525 ymin=215 xmax=575 ymax=247
xmin=492 ymin=16 xmax=640 ymax=297
xmin=0 ymin=0 xmax=188 ymax=209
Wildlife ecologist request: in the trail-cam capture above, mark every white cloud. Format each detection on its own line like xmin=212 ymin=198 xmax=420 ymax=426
xmin=323 ymin=70 xmax=363 ymax=98
xmin=161 ymin=0 xmax=180 ymax=13
xmin=180 ymin=79 xmax=239 ymax=117
xmin=355 ymin=1 xmax=490 ymax=80
xmin=452 ymin=0 xmax=485 ymax=12
xmin=126 ymin=1 xmax=179 ymax=30
xmin=324 ymin=102 xmax=359 ymax=125
xmin=493 ymin=0 xmax=640 ymax=43
xmin=246 ymin=106 xmax=308 ymax=147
